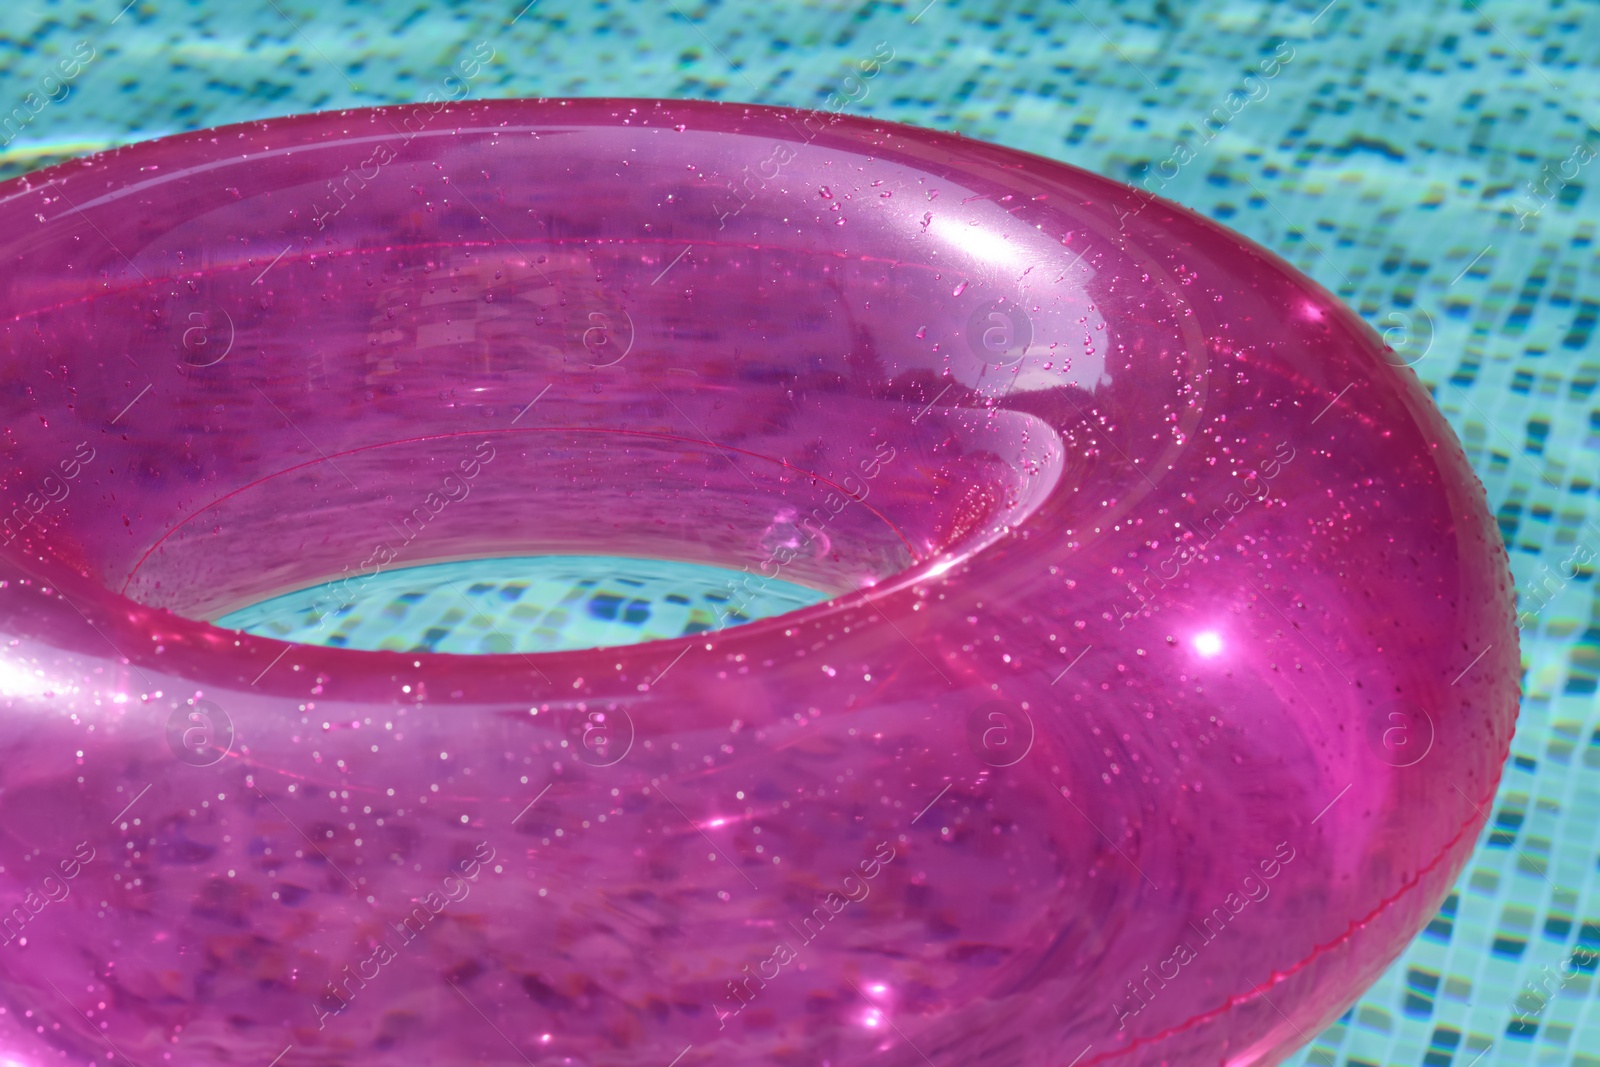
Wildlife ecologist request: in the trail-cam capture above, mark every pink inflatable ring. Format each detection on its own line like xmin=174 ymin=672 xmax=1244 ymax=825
xmin=0 ymin=99 xmax=1516 ymax=1067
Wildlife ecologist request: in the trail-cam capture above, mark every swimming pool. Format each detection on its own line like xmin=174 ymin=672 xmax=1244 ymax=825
xmin=2 ymin=1 xmax=1597 ymax=1063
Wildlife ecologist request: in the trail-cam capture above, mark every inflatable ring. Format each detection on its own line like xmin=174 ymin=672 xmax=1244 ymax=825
xmin=0 ymin=98 xmax=1517 ymax=1067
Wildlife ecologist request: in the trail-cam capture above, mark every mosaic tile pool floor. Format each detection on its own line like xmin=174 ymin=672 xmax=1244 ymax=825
xmin=215 ymin=556 xmax=827 ymax=653
xmin=4 ymin=0 xmax=1599 ymax=1063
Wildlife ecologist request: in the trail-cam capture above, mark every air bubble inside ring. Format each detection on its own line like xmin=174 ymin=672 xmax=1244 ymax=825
xmin=0 ymin=99 xmax=1517 ymax=1067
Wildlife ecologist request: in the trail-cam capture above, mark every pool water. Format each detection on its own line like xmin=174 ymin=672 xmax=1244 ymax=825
xmin=215 ymin=556 xmax=827 ymax=653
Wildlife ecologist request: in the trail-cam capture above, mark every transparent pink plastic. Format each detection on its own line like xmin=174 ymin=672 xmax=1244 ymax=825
xmin=0 ymin=99 xmax=1517 ymax=1067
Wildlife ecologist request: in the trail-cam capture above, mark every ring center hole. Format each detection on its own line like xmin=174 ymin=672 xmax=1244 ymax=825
xmin=216 ymin=555 xmax=828 ymax=653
